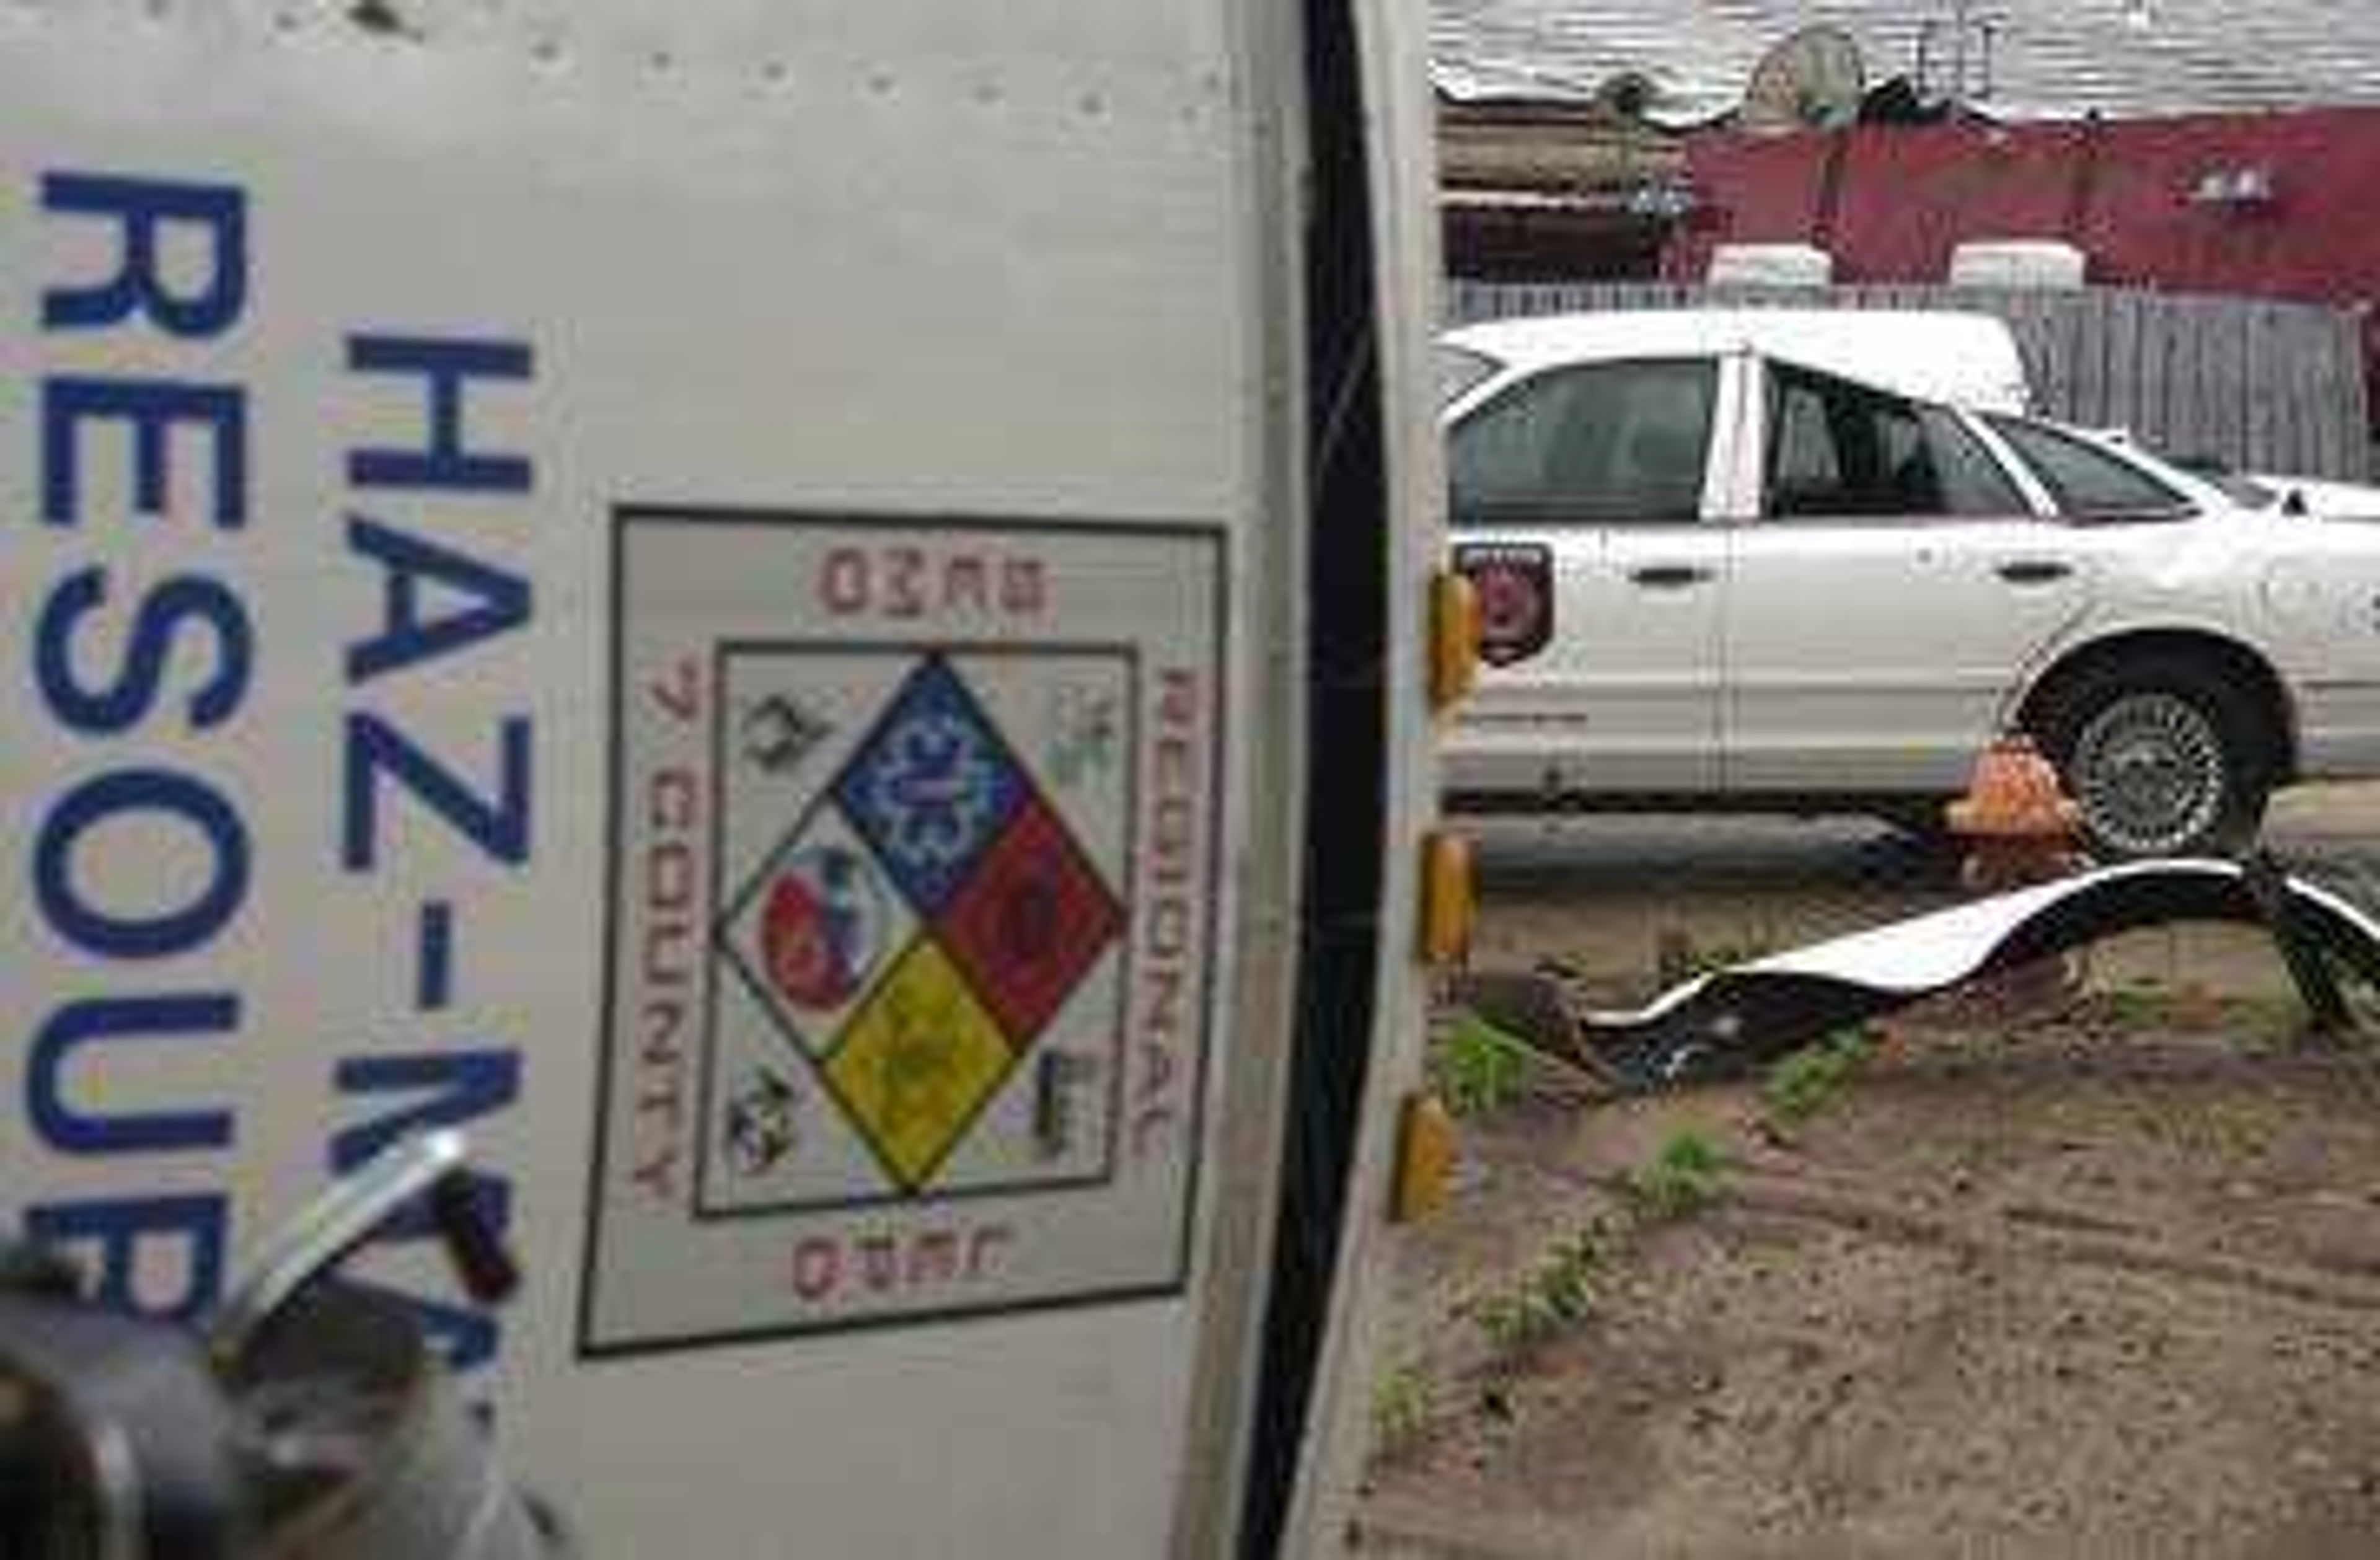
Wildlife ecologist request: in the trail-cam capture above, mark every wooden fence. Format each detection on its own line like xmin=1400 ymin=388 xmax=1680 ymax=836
xmin=1446 ymin=281 xmax=2371 ymax=481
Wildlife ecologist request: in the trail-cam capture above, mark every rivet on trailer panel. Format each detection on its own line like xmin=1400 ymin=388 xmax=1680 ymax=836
xmin=345 ymin=0 xmax=421 ymax=42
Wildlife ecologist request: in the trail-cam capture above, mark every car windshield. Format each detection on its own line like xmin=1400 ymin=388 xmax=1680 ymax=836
xmin=1439 ymin=343 xmax=1502 ymax=407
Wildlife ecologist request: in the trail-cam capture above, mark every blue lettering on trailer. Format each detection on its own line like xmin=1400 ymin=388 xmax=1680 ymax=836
xmin=39 ymin=172 xmax=248 ymax=338
xmin=42 ymin=377 xmax=249 ymax=528
xmin=332 ymin=327 xmax=537 ymax=1370
xmin=330 ymin=1049 xmax=524 ymax=1370
xmin=16 ymin=170 xmax=539 ymax=1370
xmin=346 ymin=335 xmax=536 ymax=494
xmin=36 ymin=568 xmax=255 ymax=735
xmin=30 ymin=996 xmax=240 ymax=1155
xmin=24 ymin=172 xmax=255 ymax=1323
xmin=34 ymin=769 xmax=250 ymax=958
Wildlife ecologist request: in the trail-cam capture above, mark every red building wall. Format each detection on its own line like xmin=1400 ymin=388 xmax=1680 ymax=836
xmin=1668 ymin=107 xmax=2380 ymax=407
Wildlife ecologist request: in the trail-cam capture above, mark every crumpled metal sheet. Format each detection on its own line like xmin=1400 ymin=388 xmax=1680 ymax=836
xmin=1565 ymin=859 xmax=2380 ymax=1086
xmin=1430 ymin=0 xmax=2380 ymax=126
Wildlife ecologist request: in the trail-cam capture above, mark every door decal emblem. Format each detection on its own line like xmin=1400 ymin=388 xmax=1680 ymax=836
xmin=1457 ymin=542 xmax=1554 ymax=666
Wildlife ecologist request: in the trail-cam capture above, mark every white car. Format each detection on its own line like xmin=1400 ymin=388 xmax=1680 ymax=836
xmin=1440 ymin=310 xmax=2380 ymax=859
xmin=2179 ymin=459 xmax=2380 ymax=522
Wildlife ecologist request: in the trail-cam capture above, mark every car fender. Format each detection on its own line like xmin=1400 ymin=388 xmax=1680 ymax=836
xmin=1996 ymin=615 xmax=2303 ymax=770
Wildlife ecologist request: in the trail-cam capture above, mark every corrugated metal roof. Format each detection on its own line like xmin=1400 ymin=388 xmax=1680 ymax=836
xmin=1432 ymin=1 xmax=2380 ymax=125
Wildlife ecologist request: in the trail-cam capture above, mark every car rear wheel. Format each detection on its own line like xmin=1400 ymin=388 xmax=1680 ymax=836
xmin=2032 ymin=659 xmax=2274 ymax=860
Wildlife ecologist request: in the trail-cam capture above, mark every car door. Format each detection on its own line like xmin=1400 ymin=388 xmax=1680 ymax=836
xmin=1724 ymin=361 xmax=2095 ymax=795
xmin=1445 ymin=356 xmax=1733 ymax=796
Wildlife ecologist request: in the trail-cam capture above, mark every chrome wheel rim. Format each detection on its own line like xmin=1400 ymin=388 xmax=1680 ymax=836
xmin=2069 ymin=692 xmax=2228 ymax=857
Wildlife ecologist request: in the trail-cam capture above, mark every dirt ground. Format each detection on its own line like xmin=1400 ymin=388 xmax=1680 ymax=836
xmin=1357 ymin=907 xmax=2380 ymax=1556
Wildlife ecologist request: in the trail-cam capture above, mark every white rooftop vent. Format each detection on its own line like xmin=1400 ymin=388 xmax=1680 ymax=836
xmin=1949 ymin=240 xmax=2089 ymax=290
xmin=1706 ymin=243 xmax=1836 ymax=288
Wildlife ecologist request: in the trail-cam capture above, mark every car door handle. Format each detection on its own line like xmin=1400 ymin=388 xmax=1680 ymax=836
xmin=1627 ymin=565 xmax=1715 ymax=590
xmin=1996 ymin=560 xmax=2073 ymax=586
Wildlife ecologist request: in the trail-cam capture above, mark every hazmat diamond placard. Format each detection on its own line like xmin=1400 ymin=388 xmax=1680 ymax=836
xmin=586 ymin=509 xmax=1226 ymax=1354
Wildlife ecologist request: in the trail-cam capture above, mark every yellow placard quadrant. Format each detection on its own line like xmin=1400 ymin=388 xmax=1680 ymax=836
xmin=826 ymin=938 xmax=1017 ymax=1190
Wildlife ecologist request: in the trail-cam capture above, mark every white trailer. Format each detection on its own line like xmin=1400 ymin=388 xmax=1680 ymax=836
xmin=0 ymin=2 xmax=1457 ymax=1553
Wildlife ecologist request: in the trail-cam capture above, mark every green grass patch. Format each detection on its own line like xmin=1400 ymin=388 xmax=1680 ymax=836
xmin=1761 ymin=1028 xmax=1877 ymax=1129
xmin=1476 ymin=1222 xmax=1612 ymax=1357
xmin=1370 ymin=1357 xmax=1437 ymax=1457
xmin=1622 ymin=1130 xmax=1732 ymax=1222
xmin=1432 ymin=1011 xmax=1536 ymax=1118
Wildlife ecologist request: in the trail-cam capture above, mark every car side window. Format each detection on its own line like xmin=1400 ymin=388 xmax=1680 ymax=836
xmin=1765 ymin=364 xmax=2025 ymax=520
xmin=1986 ymin=416 xmax=2194 ymax=519
xmin=1447 ymin=358 xmax=1716 ymax=526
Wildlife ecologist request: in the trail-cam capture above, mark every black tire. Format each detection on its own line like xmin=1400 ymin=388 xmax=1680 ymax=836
xmin=2028 ymin=656 xmax=2276 ymax=860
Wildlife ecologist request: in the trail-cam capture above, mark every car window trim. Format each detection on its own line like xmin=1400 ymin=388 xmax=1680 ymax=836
xmin=1437 ymin=343 xmax=1504 ymax=408
xmin=1957 ymin=408 xmax=2062 ymax=518
xmin=1918 ymin=403 xmax=2034 ymax=518
xmin=1448 ymin=501 xmax=1710 ymax=532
